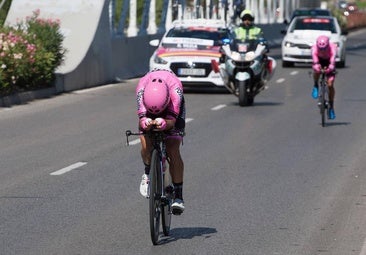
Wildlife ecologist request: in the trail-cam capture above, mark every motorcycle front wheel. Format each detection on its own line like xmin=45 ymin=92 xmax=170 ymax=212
xmin=238 ymin=80 xmax=253 ymax=106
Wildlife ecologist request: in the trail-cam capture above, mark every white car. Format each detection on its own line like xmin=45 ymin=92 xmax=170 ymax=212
xmin=281 ymin=16 xmax=347 ymax=67
xmin=149 ymin=19 xmax=233 ymax=89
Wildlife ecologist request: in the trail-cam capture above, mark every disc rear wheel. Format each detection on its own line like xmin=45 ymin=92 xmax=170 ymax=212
xmin=319 ymin=84 xmax=326 ymax=127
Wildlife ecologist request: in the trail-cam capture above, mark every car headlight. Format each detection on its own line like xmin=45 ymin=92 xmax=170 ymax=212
xmin=284 ymin=41 xmax=295 ymax=48
xmin=153 ymin=55 xmax=168 ymax=64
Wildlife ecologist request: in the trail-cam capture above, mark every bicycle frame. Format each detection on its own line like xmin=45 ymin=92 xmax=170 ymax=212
xmin=125 ymin=128 xmax=183 ymax=245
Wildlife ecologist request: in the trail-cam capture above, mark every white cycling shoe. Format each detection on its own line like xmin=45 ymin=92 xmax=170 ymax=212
xmin=139 ymin=174 xmax=149 ymax=198
xmin=172 ymin=198 xmax=184 ymax=215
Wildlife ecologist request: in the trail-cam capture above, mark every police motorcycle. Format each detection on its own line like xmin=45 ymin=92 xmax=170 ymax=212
xmin=212 ymin=38 xmax=276 ymax=106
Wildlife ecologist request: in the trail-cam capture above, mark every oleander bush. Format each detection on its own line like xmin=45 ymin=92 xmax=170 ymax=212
xmin=0 ymin=9 xmax=65 ymax=96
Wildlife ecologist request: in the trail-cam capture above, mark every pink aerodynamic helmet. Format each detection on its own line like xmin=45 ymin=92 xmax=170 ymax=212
xmin=316 ymin=35 xmax=330 ymax=50
xmin=143 ymin=78 xmax=170 ymax=114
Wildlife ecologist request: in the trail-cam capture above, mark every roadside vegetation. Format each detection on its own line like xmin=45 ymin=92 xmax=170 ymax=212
xmin=0 ymin=9 xmax=65 ymax=96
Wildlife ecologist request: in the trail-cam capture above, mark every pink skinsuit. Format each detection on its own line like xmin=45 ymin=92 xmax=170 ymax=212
xmin=311 ymin=42 xmax=337 ymax=81
xmin=136 ymin=70 xmax=185 ymax=124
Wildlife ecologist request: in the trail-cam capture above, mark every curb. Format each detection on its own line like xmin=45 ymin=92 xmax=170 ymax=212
xmin=0 ymin=87 xmax=58 ymax=108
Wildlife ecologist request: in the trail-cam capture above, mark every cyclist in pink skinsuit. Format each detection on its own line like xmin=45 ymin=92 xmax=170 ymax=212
xmin=136 ymin=69 xmax=186 ymax=214
xmin=311 ymin=35 xmax=337 ymax=119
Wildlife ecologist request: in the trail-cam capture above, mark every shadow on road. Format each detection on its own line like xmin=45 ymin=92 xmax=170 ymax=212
xmin=321 ymin=121 xmax=351 ymax=127
xmin=157 ymin=226 xmax=217 ymax=245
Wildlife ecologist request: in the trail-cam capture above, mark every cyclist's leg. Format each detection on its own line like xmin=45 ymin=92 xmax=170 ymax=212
xmin=140 ymin=134 xmax=153 ymax=174
xmin=327 ymin=74 xmax=336 ymax=119
xmin=139 ymin=134 xmax=153 ymax=197
xmin=166 ymin=137 xmax=184 ymax=185
xmin=327 ymin=74 xmax=335 ymax=106
xmin=166 ymin=137 xmax=185 ymax=213
xmin=312 ymin=72 xmax=320 ymax=98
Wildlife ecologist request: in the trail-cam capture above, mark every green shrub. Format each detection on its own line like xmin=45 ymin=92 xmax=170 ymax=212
xmin=0 ymin=9 xmax=66 ymax=96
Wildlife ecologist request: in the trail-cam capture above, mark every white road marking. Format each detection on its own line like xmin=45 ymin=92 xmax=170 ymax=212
xmin=186 ymin=118 xmax=194 ymax=123
xmin=50 ymin=162 xmax=87 ymax=175
xmin=211 ymin=104 xmax=227 ymax=111
xmin=276 ymin=78 xmax=285 ymax=84
xmin=359 ymin=238 xmax=366 ymax=255
xmin=129 ymin=139 xmax=141 ymax=145
xmin=290 ymin=71 xmax=298 ymax=75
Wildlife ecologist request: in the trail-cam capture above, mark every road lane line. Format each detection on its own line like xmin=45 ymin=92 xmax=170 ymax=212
xmin=359 ymin=240 xmax=366 ymax=255
xmin=211 ymin=104 xmax=227 ymax=111
xmin=50 ymin=162 xmax=87 ymax=175
xmin=290 ymin=71 xmax=298 ymax=75
xmin=276 ymin=78 xmax=285 ymax=83
xmin=129 ymin=139 xmax=141 ymax=145
xmin=186 ymin=118 xmax=194 ymax=123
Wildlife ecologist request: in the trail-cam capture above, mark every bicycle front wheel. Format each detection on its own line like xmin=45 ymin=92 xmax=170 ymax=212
xmin=319 ymin=84 xmax=326 ymax=127
xmin=149 ymin=149 xmax=162 ymax=245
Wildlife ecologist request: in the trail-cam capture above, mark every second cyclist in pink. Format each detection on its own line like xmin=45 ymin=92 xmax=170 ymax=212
xmin=136 ymin=69 xmax=186 ymax=215
xmin=311 ymin=35 xmax=337 ymax=119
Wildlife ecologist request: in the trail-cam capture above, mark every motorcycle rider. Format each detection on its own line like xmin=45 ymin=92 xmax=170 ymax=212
xmin=234 ymin=9 xmax=263 ymax=41
xmin=136 ymin=69 xmax=186 ymax=215
xmin=233 ymin=9 xmax=271 ymax=75
xmin=311 ymin=35 xmax=337 ymax=120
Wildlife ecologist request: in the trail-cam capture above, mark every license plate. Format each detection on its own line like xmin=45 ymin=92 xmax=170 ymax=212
xmin=178 ymin=68 xmax=205 ymax=76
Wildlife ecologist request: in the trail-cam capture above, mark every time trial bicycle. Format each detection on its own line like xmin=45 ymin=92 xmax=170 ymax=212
xmin=315 ymin=68 xmax=337 ymax=127
xmin=126 ymin=128 xmax=183 ymax=245
xmin=318 ymin=69 xmax=329 ymax=127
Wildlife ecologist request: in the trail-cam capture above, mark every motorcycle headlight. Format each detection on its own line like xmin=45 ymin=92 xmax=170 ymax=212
xmin=153 ymin=55 xmax=168 ymax=64
xmin=284 ymin=41 xmax=295 ymax=48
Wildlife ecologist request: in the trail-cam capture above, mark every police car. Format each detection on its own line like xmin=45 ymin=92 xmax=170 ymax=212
xmin=149 ymin=19 xmax=233 ymax=90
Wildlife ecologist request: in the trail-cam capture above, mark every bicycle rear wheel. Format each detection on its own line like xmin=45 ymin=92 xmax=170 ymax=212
xmin=161 ymin=160 xmax=172 ymax=236
xmin=149 ymin=149 xmax=162 ymax=245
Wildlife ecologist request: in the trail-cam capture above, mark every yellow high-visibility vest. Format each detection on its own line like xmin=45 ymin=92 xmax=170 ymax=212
xmin=234 ymin=26 xmax=263 ymax=40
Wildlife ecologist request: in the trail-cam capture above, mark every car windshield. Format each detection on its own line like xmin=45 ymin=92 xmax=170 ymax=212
xmin=165 ymin=27 xmax=230 ymax=46
xmin=292 ymin=9 xmax=330 ymax=18
xmin=291 ymin=18 xmax=336 ymax=33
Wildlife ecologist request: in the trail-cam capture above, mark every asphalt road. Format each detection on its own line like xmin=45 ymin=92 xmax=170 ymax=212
xmin=1 ymin=29 xmax=366 ymax=255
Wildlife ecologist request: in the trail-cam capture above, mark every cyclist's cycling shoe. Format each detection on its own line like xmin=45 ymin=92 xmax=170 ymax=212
xmin=140 ymin=174 xmax=149 ymax=198
xmin=312 ymin=87 xmax=318 ymax=99
xmin=328 ymin=108 xmax=336 ymax=120
xmin=172 ymin=198 xmax=184 ymax=215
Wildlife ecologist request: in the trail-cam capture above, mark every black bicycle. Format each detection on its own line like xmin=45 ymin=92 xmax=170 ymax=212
xmin=318 ymin=69 xmax=329 ymax=127
xmin=126 ymin=128 xmax=180 ymax=245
